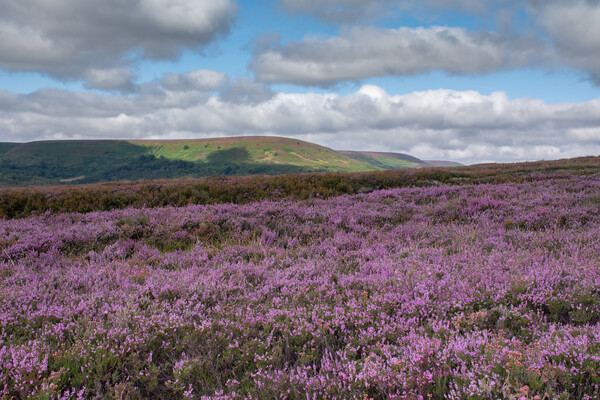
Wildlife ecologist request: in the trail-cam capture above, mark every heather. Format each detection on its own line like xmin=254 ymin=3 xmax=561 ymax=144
xmin=1 ymin=155 xmax=599 ymax=219
xmin=2 ymin=172 xmax=600 ymax=399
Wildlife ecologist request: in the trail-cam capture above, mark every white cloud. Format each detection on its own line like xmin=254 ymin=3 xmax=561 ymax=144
xmin=262 ymin=1 xmax=600 ymax=88
xmin=1 ymin=84 xmax=599 ymax=164
xmin=160 ymin=70 xmax=229 ymax=92
xmin=140 ymin=0 xmax=235 ymax=35
xmin=251 ymin=26 xmax=549 ymax=86
xmin=83 ymin=68 xmax=136 ymax=92
xmin=569 ymin=127 xmax=600 ymax=141
xmin=538 ymin=1 xmax=600 ymax=83
xmin=219 ymin=78 xmax=275 ymax=104
xmin=0 ymin=0 xmax=237 ymax=80
xmin=278 ymin=0 xmax=394 ymax=23
xmin=278 ymin=0 xmax=489 ymax=23
xmin=0 ymin=23 xmax=69 ymax=72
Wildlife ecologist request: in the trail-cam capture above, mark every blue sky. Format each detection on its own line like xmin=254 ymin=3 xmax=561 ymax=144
xmin=1 ymin=0 xmax=600 ymax=163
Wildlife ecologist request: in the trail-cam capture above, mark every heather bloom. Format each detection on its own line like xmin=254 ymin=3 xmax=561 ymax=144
xmin=1 ymin=174 xmax=600 ymax=398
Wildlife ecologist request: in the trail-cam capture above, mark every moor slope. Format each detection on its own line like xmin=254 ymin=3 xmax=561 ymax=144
xmin=0 ymin=136 xmax=450 ymax=186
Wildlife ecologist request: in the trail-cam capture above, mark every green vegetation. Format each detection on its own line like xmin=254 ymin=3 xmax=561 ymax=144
xmin=133 ymin=137 xmax=374 ymax=170
xmin=0 ymin=137 xmax=386 ymax=186
xmin=1 ymin=155 xmax=599 ymax=219
xmin=0 ymin=143 xmax=18 ymax=155
xmin=341 ymin=151 xmax=426 ymax=169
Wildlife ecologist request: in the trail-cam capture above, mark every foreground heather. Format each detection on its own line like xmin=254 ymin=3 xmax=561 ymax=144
xmin=2 ymin=175 xmax=600 ymax=399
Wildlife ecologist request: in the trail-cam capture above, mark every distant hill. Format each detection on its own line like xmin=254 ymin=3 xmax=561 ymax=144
xmin=340 ymin=151 xmax=427 ymax=169
xmin=0 ymin=136 xmax=457 ymax=186
xmin=341 ymin=151 xmax=463 ymax=169
xmin=424 ymin=160 xmax=463 ymax=167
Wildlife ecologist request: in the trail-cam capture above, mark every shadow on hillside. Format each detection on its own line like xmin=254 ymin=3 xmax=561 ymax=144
xmin=206 ymin=147 xmax=251 ymax=164
xmin=0 ymin=142 xmax=318 ymax=185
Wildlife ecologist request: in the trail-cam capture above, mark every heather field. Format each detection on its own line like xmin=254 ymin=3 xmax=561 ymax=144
xmin=2 ymin=172 xmax=600 ymax=399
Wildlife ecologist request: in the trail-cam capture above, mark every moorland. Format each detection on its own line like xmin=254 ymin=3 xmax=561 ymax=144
xmin=1 ymin=154 xmax=600 ymax=399
xmin=0 ymin=137 xmax=457 ymax=186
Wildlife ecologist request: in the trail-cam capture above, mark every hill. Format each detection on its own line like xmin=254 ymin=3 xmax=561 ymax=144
xmin=340 ymin=151 xmax=464 ymax=169
xmin=0 ymin=136 xmax=448 ymax=186
xmin=340 ymin=151 xmax=427 ymax=169
xmin=423 ymin=160 xmax=463 ymax=167
xmin=0 ymin=154 xmax=598 ymax=218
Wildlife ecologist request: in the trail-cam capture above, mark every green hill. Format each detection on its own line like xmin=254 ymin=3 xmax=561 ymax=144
xmin=131 ymin=137 xmax=377 ymax=172
xmin=0 ymin=136 xmax=457 ymax=186
xmin=423 ymin=160 xmax=463 ymax=167
xmin=0 ymin=143 xmax=19 ymax=155
xmin=341 ymin=151 xmax=464 ymax=169
xmin=0 ymin=137 xmax=379 ymax=185
xmin=340 ymin=151 xmax=427 ymax=169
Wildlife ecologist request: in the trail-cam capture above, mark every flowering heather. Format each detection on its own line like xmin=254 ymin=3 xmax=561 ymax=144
xmin=1 ymin=173 xmax=600 ymax=399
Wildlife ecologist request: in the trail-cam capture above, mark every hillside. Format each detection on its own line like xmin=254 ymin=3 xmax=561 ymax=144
xmin=0 ymin=137 xmax=377 ymax=185
xmin=0 ymin=136 xmax=447 ymax=186
xmin=340 ymin=150 xmax=427 ymax=169
xmin=423 ymin=160 xmax=463 ymax=167
xmin=0 ymin=143 xmax=18 ymax=154
xmin=1 ymin=155 xmax=598 ymax=219
xmin=131 ymin=137 xmax=376 ymax=172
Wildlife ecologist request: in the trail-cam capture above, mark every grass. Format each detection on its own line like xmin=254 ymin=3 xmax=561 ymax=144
xmin=0 ymin=137 xmax=386 ymax=186
xmin=133 ymin=137 xmax=378 ymax=172
xmin=342 ymin=151 xmax=424 ymax=169
xmin=0 ymin=143 xmax=18 ymax=155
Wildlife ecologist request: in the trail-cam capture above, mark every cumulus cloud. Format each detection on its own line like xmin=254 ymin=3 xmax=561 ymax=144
xmin=219 ymin=78 xmax=275 ymax=104
xmin=1 ymin=84 xmax=599 ymax=164
xmin=537 ymin=1 xmax=600 ymax=84
xmin=251 ymin=26 xmax=549 ymax=86
xmin=273 ymin=1 xmax=600 ymax=88
xmin=278 ymin=0 xmax=491 ymax=23
xmin=278 ymin=0 xmax=396 ymax=23
xmin=160 ymin=70 xmax=229 ymax=92
xmin=83 ymin=68 xmax=136 ymax=92
xmin=0 ymin=0 xmax=237 ymax=81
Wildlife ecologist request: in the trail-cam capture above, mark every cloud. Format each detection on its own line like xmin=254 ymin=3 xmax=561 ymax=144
xmin=273 ymin=1 xmax=600 ymax=87
xmin=0 ymin=0 xmax=237 ymax=81
xmin=161 ymin=70 xmax=229 ymax=92
xmin=83 ymin=68 xmax=136 ymax=92
xmin=278 ymin=0 xmax=491 ymax=23
xmin=538 ymin=1 xmax=600 ymax=84
xmin=1 ymin=84 xmax=600 ymax=164
xmin=251 ymin=26 xmax=549 ymax=86
xmin=278 ymin=0 xmax=396 ymax=23
xmin=219 ymin=78 xmax=275 ymax=104
xmin=569 ymin=127 xmax=600 ymax=141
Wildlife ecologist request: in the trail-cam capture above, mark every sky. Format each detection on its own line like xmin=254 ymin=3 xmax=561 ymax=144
xmin=1 ymin=0 xmax=600 ymax=164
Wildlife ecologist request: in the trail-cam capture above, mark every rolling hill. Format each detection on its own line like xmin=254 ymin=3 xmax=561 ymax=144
xmin=340 ymin=151 xmax=427 ymax=169
xmin=0 ymin=136 xmax=457 ymax=186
